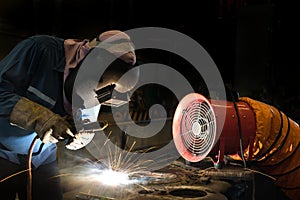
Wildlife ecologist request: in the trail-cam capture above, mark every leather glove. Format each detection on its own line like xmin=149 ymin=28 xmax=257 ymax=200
xmin=9 ymin=97 xmax=74 ymax=143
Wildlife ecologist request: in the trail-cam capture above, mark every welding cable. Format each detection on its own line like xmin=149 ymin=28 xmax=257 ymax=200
xmin=27 ymin=135 xmax=40 ymax=200
xmin=228 ymin=87 xmax=247 ymax=168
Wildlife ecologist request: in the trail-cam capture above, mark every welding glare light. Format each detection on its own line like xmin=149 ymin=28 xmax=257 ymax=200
xmin=98 ymin=169 xmax=130 ymax=186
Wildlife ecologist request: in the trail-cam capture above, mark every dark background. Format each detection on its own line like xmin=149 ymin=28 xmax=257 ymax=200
xmin=0 ymin=0 xmax=299 ymax=121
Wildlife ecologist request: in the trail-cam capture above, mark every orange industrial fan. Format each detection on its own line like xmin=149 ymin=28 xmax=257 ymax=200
xmin=172 ymin=93 xmax=300 ymax=200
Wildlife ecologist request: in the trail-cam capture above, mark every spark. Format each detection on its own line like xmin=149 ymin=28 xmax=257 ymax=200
xmin=84 ymin=139 xmax=154 ymax=187
xmin=96 ymin=169 xmax=133 ymax=186
xmin=0 ymin=169 xmax=30 ymax=183
xmin=55 ymin=129 xmax=176 ymax=199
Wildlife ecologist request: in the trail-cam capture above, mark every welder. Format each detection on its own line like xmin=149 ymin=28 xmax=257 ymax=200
xmin=0 ymin=30 xmax=136 ymax=200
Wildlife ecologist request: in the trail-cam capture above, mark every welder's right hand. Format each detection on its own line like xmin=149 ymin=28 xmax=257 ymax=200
xmin=9 ymin=97 xmax=74 ymax=143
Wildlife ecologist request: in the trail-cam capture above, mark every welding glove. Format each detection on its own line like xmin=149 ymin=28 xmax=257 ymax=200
xmin=9 ymin=97 xmax=74 ymax=143
xmin=63 ymin=107 xmax=108 ymax=150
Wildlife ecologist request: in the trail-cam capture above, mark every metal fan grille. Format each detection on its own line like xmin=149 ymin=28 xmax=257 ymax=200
xmin=180 ymin=100 xmax=216 ymax=157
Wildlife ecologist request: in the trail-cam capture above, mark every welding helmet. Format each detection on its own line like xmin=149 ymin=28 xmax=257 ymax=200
xmin=64 ymin=47 xmax=139 ymax=109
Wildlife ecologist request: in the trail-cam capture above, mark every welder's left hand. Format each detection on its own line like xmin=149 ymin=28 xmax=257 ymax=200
xmin=9 ymin=97 xmax=75 ymax=143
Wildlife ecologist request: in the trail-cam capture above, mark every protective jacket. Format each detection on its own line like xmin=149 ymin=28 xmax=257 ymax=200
xmin=0 ymin=35 xmax=67 ymax=167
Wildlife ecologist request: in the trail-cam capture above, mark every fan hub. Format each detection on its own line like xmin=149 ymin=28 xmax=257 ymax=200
xmin=192 ymin=122 xmax=201 ymax=136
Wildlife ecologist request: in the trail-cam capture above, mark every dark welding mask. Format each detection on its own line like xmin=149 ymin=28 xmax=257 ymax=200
xmin=64 ymin=48 xmax=139 ymax=109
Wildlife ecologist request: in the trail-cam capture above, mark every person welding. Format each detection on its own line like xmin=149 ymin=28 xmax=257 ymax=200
xmin=0 ymin=30 xmax=136 ymax=200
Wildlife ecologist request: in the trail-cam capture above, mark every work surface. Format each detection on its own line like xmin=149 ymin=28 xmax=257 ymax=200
xmin=56 ymin=111 xmax=291 ymax=200
xmin=58 ymin=150 xmax=289 ymax=200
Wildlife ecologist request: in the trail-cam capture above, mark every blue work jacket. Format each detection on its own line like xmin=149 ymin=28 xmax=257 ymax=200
xmin=0 ymin=35 xmax=67 ymax=167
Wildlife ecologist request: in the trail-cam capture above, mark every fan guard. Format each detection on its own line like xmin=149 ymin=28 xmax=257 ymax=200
xmin=173 ymin=93 xmax=217 ymax=162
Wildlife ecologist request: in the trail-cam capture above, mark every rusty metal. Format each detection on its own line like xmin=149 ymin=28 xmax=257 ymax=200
xmin=63 ymin=160 xmax=244 ymax=200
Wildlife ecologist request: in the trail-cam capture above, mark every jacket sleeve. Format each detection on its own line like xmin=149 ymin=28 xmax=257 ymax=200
xmin=0 ymin=38 xmax=38 ymax=118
